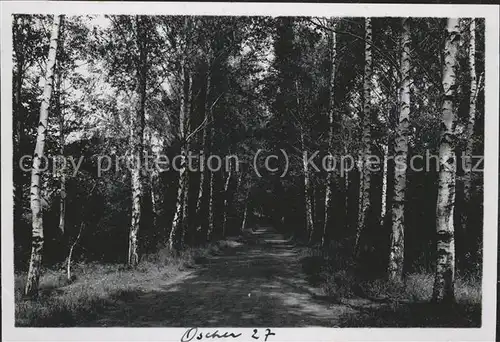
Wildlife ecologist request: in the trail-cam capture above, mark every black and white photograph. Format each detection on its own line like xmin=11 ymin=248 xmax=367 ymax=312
xmin=2 ymin=2 xmax=498 ymax=341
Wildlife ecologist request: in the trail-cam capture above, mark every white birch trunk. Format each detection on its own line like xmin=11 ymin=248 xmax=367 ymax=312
xmin=207 ymin=168 xmax=215 ymax=241
xmin=66 ymin=222 xmax=83 ymax=281
xmin=25 ymin=15 xmax=62 ymax=297
xmin=151 ymin=171 xmax=158 ymax=231
xmin=356 ymin=149 xmax=364 ymax=237
xmin=179 ymin=71 xmax=192 ymax=248
xmin=128 ymin=16 xmax=147 ymax=266
xmin=461 ymin=19 xmax=478 ymax=235
xmin=432 ymin=18 xmax=460 ymax=304
xmin=56 ymin=58 xmax=66 ymax=236
xmin=222 ymin=164 xmax=233 ymax=237
xmin=301 ymin=130 xmax=314 ymax=242
xmin=169 ymin=62 xmax=189 ymax=250
xmin=354 ymin=17 xmax=373 ymax=256
xmin=380 ymin=143 xmax=388 ymax=227
xmin=322 ymin=19 xmax=337 ymax=248
xmin=241 ymin=204 xmax=249 ymax=232
xmin=241 ymin=188 xmax=250 ymax=232
xmin=195 ymin=70 xmax=211 ymax=224
xmin=388 ymin=17 xmax=411 ymax=281
xmin=295 ymin=78 xmax=314 ymax=241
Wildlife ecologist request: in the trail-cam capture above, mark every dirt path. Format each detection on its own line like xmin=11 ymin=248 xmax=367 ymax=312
xmin=88 ymin=226 xmax=359 ymax=327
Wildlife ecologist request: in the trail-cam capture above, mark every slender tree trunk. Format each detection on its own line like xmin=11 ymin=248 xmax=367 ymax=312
xmin=206 ymin=91 xmax=216 ymax=242
xmin=388 ymin=18 xmax=411 ymax=281
xmin=236 ymin=166 xmax=245 ymax=194
xmin=56 ymin=55 xmax=66 ymax=236
xmin=25 ymin=15 xmax=62 ymax=297
xmin=180 ymin=71 xmax=192 ymax=248
xmin=241 ymin=203 xmax=249 ymax=232
xmin=170 ymin=172 xmax=186 ymax=250
xmin=301 ymin=129 xmax=314 ymax=242
xmin=322 ymin=19 xmax=337 ymax=248
xmin=67 ymin=222 xmax=83 ymax=281
xmin=311 ymin=184 xmax=316 ymax=226
xmin=241 ymin=188 xmax=250 ymax=232
xmin=295 ymin=78 xmax=314 ymax=242
xmin=222 ymin=162 xmax=233 ymax=237
xmin=66 ymin=182 xmax=96 ymax=281
xmin=180 ymin=173 xmax=189 ymax=248
xmin=128 ymin=16 xmax=147 ymax=266
xmin=58 ymin=114 xmax=66 ymax=235
xmin=151 ymin=172 xmax=158 ymax=230
xmin=461 ymin=19 xmax=478 ymax=237
xmin=207 ymin=165 xmax=215 ymax=241
xmin=380 ymin=143 xmax=388 ymax=226
xmin=354 ymin=17 xmax=373 ymax=256
xmin=147 ymin=131 xmax=158 ymax=235
xmin=356 ymin=150 xmax=364 ymax=234
xmin=432 ymin=18 xmax=460 ymax=304
xmin=195 ymin=69 xmax=211 ymax=227
xmin=343 ymin=143 xmax=350 ymax=232
xmin=169 ymin=62 xmax=189 ymax=250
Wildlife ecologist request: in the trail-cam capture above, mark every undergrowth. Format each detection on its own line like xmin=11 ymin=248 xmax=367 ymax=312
xmin=300 ymin=242 xmax=481 ymax=327
xmin=15 ymin=240 xmax=239 ymax=327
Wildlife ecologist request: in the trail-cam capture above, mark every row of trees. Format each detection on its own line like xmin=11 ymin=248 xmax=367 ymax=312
xmin=16 ymin=14 xmax=271 ymax=296
xmin=14 ymin=15 xmax=484 ymax=305
xmin=268 ymin=16 xmax=483 ymax=304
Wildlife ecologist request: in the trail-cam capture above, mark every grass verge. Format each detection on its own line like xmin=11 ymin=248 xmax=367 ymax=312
xmin=299 ymin=245 xmax=481 ymax=327
xmin=15 ymin=240 xmax=239 ymax=327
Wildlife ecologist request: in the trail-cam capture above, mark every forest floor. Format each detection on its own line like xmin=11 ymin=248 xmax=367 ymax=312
xmin=15 ymin=226 xmax=480 ymax=327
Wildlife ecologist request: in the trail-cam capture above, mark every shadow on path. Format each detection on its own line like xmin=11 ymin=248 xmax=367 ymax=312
xmin=84 ymin=226 xmax=357 ymax=327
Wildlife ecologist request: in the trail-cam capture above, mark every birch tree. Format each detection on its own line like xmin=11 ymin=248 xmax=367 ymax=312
xmin=222 ymin=162 xmax=233 ymax=237
xmin=302 ymin=130 xmax=314 ymax=242
xmin=56 ymin=54 xmax=66 ymax=235
xmin=380 ymin=143 xmax=388 ymax=227
xmin=241 ymin=188 xmax=251 ymax=232
xmin=461 ymin=19 xmax=480 ymax=236
xmin=207 ymin=162 xmax=216 ymax=241
xmin=179 ymin=70 xmax=193 ymax=248
xmin=322 ymin=19 xmax=337 ymax=248
xmin=195 ymin=58 xmax=212 ymax=229
xmin=388 ymin=17 xmax=411 ymax=281
xmin=296 ymin=78 xmax=315 ymax=241
xmin=354 ymin=17 xmax=373 ymax=256
xmin=128 ymin=16 xmax=148 ymax=266
xmin=169 ymin=61 xmax=190 ymax=250
xmin=25 ymin=15 xmax=62 ymax=297
xmin=432 ymin=18 xmax=460 ymax=304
